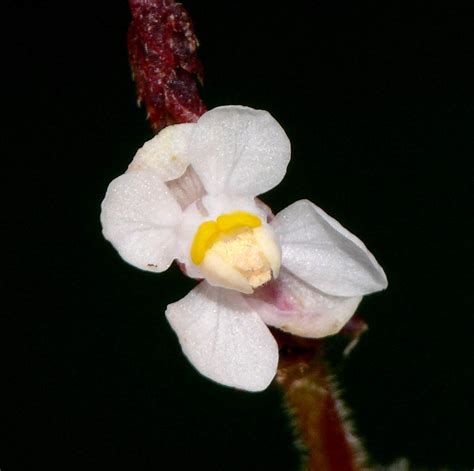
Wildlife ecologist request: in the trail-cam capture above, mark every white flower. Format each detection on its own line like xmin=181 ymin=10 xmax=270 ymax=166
xmin=101 ymin=106 xmax=387 ymax=392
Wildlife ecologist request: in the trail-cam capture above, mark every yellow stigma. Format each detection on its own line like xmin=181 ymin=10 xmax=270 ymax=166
xmin=191 ymin=211 xmax=262 ymax=265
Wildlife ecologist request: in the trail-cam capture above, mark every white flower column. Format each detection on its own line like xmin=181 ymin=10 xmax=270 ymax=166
xmin=101 ymin=106 xmax=387 ymax=391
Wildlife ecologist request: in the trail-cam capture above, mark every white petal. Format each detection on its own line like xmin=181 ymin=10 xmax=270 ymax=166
xmin=186 ymin=106 xmax=291 ymax=196
xmin=248 ymin=268 xmax=362 ymax=338
xmin=272 ymin=200 xmax=388 ymax=297
xmin=166 ymin=283 xmax=278 ymax=391
xmin=128 ymin=123 xmax=194 ymax=181
xmin=100 ymin=170 xmax=183 ymax=272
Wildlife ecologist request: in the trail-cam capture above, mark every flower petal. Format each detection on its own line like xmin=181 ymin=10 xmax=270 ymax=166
xmin=248 ymin=268 xmax=362 ymax=338
xmin=272 ymin=200 xmax=388 ymax=297
xmin=187 ymin=106 xmax=291 ymax=196
xmin=128 ymin=123 xmax=194 ymax=181
xmin=101 ymin=170 xmax=183 ymax=272
xmin=166 ymin=282 xmax=278 ymax=391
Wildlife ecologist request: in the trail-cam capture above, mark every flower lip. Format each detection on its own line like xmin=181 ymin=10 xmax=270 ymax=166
xmin=187 ymin=210 xmax=282 ymax=294
xmin=175 ymin=193 xmax=274 ymax=281
xmin=190 ymin=210 xmax=262 ymax=265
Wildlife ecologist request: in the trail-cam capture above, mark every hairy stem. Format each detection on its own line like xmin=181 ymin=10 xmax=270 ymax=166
xmin=275 ymin=332 xmax=367 ymax=471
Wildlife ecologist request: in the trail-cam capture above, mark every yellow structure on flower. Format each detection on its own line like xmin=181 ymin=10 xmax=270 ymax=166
xmin=191 ymin=211 xmax=262 ymax=265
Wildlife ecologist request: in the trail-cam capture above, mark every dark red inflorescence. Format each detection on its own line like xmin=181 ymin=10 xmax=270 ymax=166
xmin=128 ymin=0 xmax=206 ymax=133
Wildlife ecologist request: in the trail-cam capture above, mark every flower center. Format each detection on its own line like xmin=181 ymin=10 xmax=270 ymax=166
xmin=191 ymin=211 xmax=261 ymax=264
xmin=190 ymin=211 xmax=281 ymax=293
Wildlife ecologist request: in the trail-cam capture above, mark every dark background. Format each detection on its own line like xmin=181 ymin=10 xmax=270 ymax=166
xmin=4 ymin=0 xmax=472 ymax=469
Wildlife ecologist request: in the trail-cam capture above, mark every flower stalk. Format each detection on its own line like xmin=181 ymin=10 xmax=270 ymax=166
xmin=275 ymin=329 xmax=368 ymax=471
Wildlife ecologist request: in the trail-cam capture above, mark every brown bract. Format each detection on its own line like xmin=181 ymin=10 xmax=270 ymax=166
xmin=128 ymin=0 xmax=206 ymax=132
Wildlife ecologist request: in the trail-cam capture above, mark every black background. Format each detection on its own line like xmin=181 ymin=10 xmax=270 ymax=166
xmin=4 ymin=0 xmax=473 ymax=470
